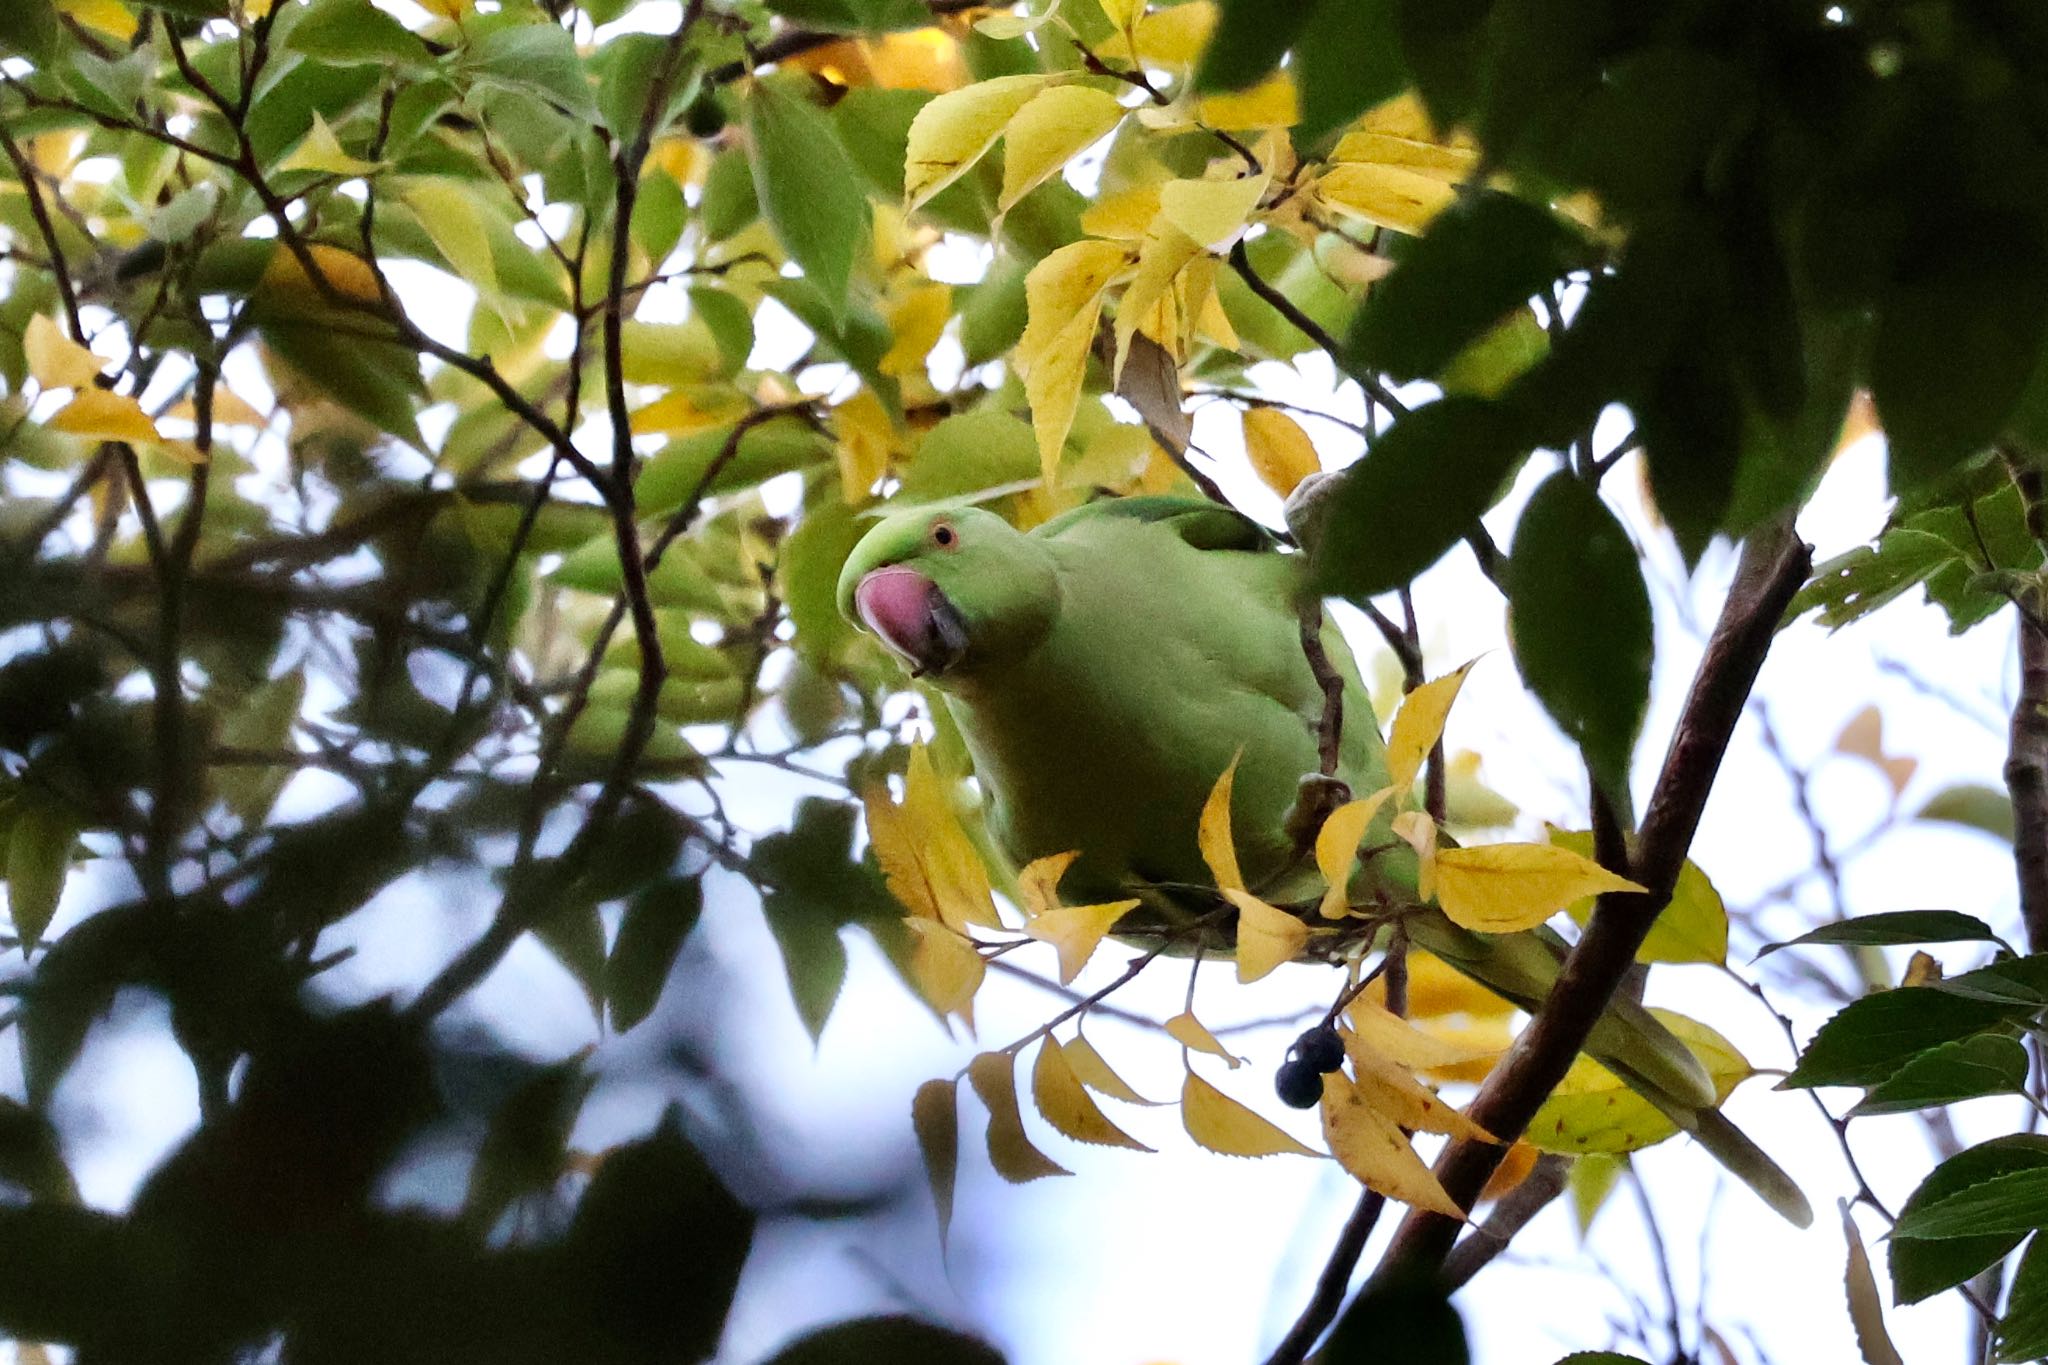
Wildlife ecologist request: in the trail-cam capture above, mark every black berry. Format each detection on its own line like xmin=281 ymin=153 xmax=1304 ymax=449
xmin=683 ymin=95 xmax=727 ymax=139
xmin=1274 ymin=1058 xmax=1323 ymax=1109
xmin=1291 ymin=1025 xmax=1345 ymax=1074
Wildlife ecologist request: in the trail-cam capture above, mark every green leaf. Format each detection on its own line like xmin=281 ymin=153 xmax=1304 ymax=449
xmin=1292 ymin=0 xmax=1402 ymax=148
xmin=635 ymin=414 xmax=831 ymax=515
xmin=759 ymin=0 xmax=933 ymax=31
xmin=0 ymin=0 xmax=61 ymax=64
xmin=532 ymin=898 xmax=608 ymax=1018
xmin=1192 ymin=0 xmax=1317 ymax=93
xmin=1789 ymin=530 xmax=1964 ymax=632
xmin=1896 ymin=1168 xmax=2048 ymax=1241
xmin=749 ymin=799 xmax=901 ymax=1040
xmin=1349 ymin=193 xmax=1587 ymax=384
xmin=1873 ymin=219 xmax=2048 ymax=488
xmin=1313 ymin=397 xmax=1530 ymax=597
xmin=607 ymin=877 xmax=703 ymax=1032
xmin=1507 ymin=474 xmax=1652 ymax=808
xmin=0 ymin=1097 xmax=76 ymax=1201
xmin=1998 ymin=1234 xmax=2048 ymax=1363
xmin=1850 ymin=1033 xmax=2028 ymax=1116
xmin=465 ymin=1052 xmax=595 ymax=1234
xmin=7 ymin=801 xmax=78 ymax=953
xmin=1932 ymin=955 xmax=2048 ymax=1007
xmin=1915 ymin=783 xmax=2017 ymax=843
xmin=762 ymin=1317 xmax=1005 ymax=1365
xmin=699 ymin=149 xmax=760 ymax=241
xmin=1895 ymin=1137 xmax=2048 ymax=1303
xmin=594 ymin=30 xmax=696 ymax=137
xmin=465 ymin=21 xmax=599 ymax=121
xmin=784 ymin=494 xmax=868 ymax=664
xmin=258 ymin=321 xmax=424 ymax=447
xmin=1783 ymin=987 xmax=2028 ymax=1089
xmin=1321 ymin=1269 xmax=1469 ymax=1365
xmin=288 ymin=0 xmax=432 ymax=66
xmin=1555 ymin=831 xmax=1725 ymax=964
xmin=899 ymin=409 xmax=1039 ymax=504
xmin=1758 ymin=910 xmax=2009 ymax=959
xmin=747 ymin=79 xmax=870 ymax=330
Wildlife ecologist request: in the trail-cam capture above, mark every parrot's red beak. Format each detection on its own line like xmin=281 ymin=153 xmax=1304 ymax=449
xmin=855 ymin=566 xmax=968 ymax=677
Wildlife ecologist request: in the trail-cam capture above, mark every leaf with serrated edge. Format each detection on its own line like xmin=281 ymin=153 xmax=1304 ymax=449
xmin=1316 ymin=788 xmax=1396 ymax=919
xmin=1022 ymin=897 xmax=1141 ymax=984
xmin=1225 ymin=888 xmax=1307 ymax=982
xmin=1165 ymin=1010 xmax=1243 ymax=1068
xmin=1342 ymin=1030 xmax=1494 ymax=1141
xmin=1031 ymin=1038 xmax=1151 ymax=1150
xmin=1320 ymin=1071 xmax=1465 ymax=1216
xmin=1183 ymin=1071 xmax=1318 ymax=1157
xmin=904 ymin=73 xmax=1050 ymax=210
xmin=1064 ymin=1035 xmax=1161 ymax=1105
xmin=1346 ymin=999 xmax=1501 ymax=1073
xmin=1435 ymin=843 xmax=1645 ymax=934
xmin=999 ymin=85 xmax=1126 ymax=213
xmin=967 ymin=1051 xmax=1069 ymax=1182
xmin=1387 ymin=662 xmax=1476 ymax=794
xmin=912 ymin=1078 xmax=958 ymax=1248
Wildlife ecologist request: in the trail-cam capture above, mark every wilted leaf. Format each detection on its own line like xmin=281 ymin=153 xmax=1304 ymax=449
xmin=1182 ymin=1071 xmax=1317 ymax=1157
xmin=1551 ymin=829 xmax=1727 ymax=966
xmin=863 ymin=743 xmax=1002 ymax=932
xmin=967 ymin=1051 xmax=1070 ymax=1182
xmin=1018 ymin=239 xmax=1130 ymax=482
xmin=1158 ymin=173 xmax=1267 ymax=251
xmin=1021 ymin=897 xmax=1140 ymax=984
xmin=48 ymin=390 xmax=158 ymax=443
xmin=912 ymin=1078 xmax=959 ymax=1245
xmin=1316 ymin=788 xmax=1396 ymax=919
xmin=1030 ymin=1037 xmax=1150 ymax=1150
xmin=1165 ymin=1010 xmax=1244 ymax=1068
xmin=1346 ymin=999 xmax=1501 ymax=1074
xmin=1063 ymin=1034 xmax=1161 ymax=1105
xmin=1225 ymin=888 xmax=1307 ymax=982
xmin=1320 ymin=1071 xmax=1464 ymax=1216
xmin=1843 ymin=1203 xmax=1908 ymax=1365
xmin=1434 ymin=843 xmax=1644 ymax=934
xmin=1527 ymin=1010 xmax=1751 ymax=1155
xmin=1342 ymin=1031 xmax=1493 ymax=1141
xmin=903 ymin=919 xmax=986 ymax=1021
xmin=1197 ymin=751 xmax=1246 ymax=893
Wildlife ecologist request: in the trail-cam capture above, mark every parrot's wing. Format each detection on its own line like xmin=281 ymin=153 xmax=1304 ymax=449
xmin=1033 ymin=494 xmax=1281 ymax=553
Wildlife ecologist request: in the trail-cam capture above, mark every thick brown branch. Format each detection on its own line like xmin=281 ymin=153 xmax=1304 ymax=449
xmin=2006 ymin=460 xmax=2048 ymax=952
xmin=1365 ymin=519 xmax=1811 ymax=1284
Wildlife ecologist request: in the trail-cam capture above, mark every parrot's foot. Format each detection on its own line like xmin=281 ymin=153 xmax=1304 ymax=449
xmin=1283 ymin=773 xmax=1352 ymax=853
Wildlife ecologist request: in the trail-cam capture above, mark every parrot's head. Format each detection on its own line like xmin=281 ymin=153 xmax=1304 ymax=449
xmin=836 ymin=507 xmax=1060 ymax=682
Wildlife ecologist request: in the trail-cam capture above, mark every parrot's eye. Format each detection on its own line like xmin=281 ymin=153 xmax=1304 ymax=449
xmin=931 ymin=522 xmax=959 ymax=549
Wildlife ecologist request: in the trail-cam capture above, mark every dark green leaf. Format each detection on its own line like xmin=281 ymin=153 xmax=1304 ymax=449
xmin=1788 ymin=531 xmax=1964 ymax=632
xmin=466 ymin=1052 xmax=595 ymax=1234
xmin=0 ymin=1097 xmax=76 ymax=1202
xmin=465 ymin=22 xmax=599 ymax=121
xmin=765 ymin=1316 xmax=1006 ymax=1365
xmin=1394 ymin=0 xmax=1491 ymax=129
xmin=1192 ymin=0 xmax=1317 ymax=93
xmin=1851 ymin=1034 xmax=2029 ymax=1116
xmin=1933 ymin=955 xmax=2048 ymax=1007
xmin=1350 ymin=192 xmax=1586 ymax=384
xmin=898 ymin=409 xmax=1038 ymax=504
xmin=1999 ymin=1234 xmax=2048 ymax=1363
xmin=1897 ymin=1168 xmax=2048 ymax=1241
xmin=1322 ymin=1268 xmax=1469 ymax=1365
xmin=1783 ymin=987 xmax=2027 ymax=1089
xmin=1313 ymin=397 xmax=1530 ymax=597
xmin=1506 ymin=472 xmax=1652 ymax=808
xmin=1895 ymin=1137 xmax=2048 ymax=1303
xmin=0 ymin=0 xmax=61 ymax=64
xmin=1916 ymin=783 xmax=2018 ymax=843
xmin=636 ymin=414 xmax=831 ymax=515
xmin=1293 ymin=0 xmax=1402 ymax=148
xmin=533 ymin=900 xmax=608 ymax=1018
xmin=1873 ymin=219 xmax=2048 ymax=488
xmin=749 ymin=800 xmax=899 ymax=1039
xmin=1757 ymin=911 xmax=2009 ymax=959
xmin=747 ymin=78 xmax=870 ymax=329
xmin=607 ymin=877 xmax=703 ymax=1032
xmin=1638 ymin=343 xmax=1742 ymax=565
xmin=287 ymin=0 xmax=432 ymax=66
xmin=259 ymin=320 xmax=424 ymax=447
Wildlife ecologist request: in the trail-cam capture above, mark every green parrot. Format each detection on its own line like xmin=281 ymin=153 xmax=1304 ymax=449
xmin=835 ymin=493 xmax=1810 ymax=1226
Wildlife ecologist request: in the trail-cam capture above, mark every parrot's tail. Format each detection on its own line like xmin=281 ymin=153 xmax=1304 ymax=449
xmin=1405 ymin=913 xmax=1812 ymax=1227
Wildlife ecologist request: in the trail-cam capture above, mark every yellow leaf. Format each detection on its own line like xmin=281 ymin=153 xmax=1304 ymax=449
xmin=1197 ymin=750 xmax=1245 ymax=893
xmin=1341 ymin=1029 xmax=1494 ymax=1141
xmin=417 ymin=0 xmax=470 ymax=16
xmin=1386 ymin=660 xmax=1475 ymax=795
xmin=1032 ymin=1038 xmax=1151 ymax=1150
xmin=168 ymin=388 xmax=267 ymax=429
xmin=903 ymin=918 xmax=986 ymax=1019
xmin=999 ymin=85 xmax=1127 ymax=213
xmin=1368 ymin=948 xmax=1517 ymax=1023
xmin=1024 ymin=308 xmax=1105 ymax=487
xmin=260 ymin=241 xmax=384 ymax=306
xmin=24 ymin=315 xmax=106 ymax=390
xmin=1345 ymin=999 xmax=1502 ymax=1074
xmin=1320 ymin=1071 xmax=1465 ymax=1217
xmin=280 ymin=112 xmax=381 ymax=177
xmin=1157 ymin=173 xmax=1267 ymax=251
xmin=1435 ymin=842 xmax=1644 ymax=934
xmin=1182 ymin=1072 xmax=1317 ymax=1157
xmin=401 ymin=178 xmax=497 ymax=296
xmin=967 ymin=1051 xmax=1070 ymax=1181
xmin=1526 ymin=1008 xmax=1752 ymax=1155
xmin=903 ymin=73 xmax=1050 ymax=210
xmin=1225 ymin=888 xmax=1306 ymax=983
xmin=862 ymin=743 xmax=1002 ymax=931
xmin=630 ymin=389 xmax=746 ymax=436
xmin=1112 ymin=219 xmax=1203 ymax=378
xmin=1480 ymin=1139 xmax=1540 ymax=1201
xmin=1197 ymin=73 xmax=1298 ymax=130
xmin=880 ymin=282 xmax=954 ymax=378
xmin=1081 ymin=184 xmax=1163 ymax=240
xmin=975 ymin=2 xmax=1059 ymax=39
xmin=1392 ymin=810 xmax=1438 ymax=901
xmin=833 ymin=388 xmax=895 ymax=502
xmin=912 ymin=1078 xmax=958 ymax=1246
xmin=1315 ymin=163 xmax=1461 ymax=236
xmin=1127 ymin=2 xmax=1215 ymax=67
xmin=1018 ymin=238 xmax=1129 ymax=485
xmin=1165 ymin=1010 xmax=1243 ymax=1068
xmin=49 ymin=389 xmax=158 ymax=443
xmin=1064 ymin=1034 xmax=1161 ymax=1105
xmin=1243 ymin=407 xmax=1320 ymax=499
xmin=1098 ymin=0 xmax=1143 ymax=32
xmin=1314 ymin=788 xmax=1396 ymax=919
xmin=1550 ymin=828 xmax=1728 ymax=965
xmin=149 ymin=440 xmax=210 ymax=467
xmin=1022 ymin=898 xmax=1140 ymax=984
xmin=56 ymin=0 xmax=137 ymax=39
xmin=864 ymin=30 xmax=969 ymax=93
xmin=1017 ymin=850 xmax=1080 ymax=918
